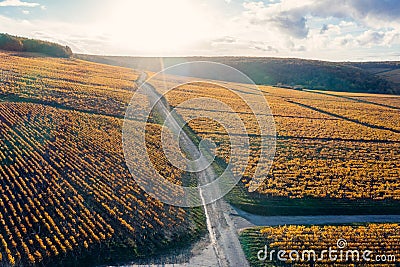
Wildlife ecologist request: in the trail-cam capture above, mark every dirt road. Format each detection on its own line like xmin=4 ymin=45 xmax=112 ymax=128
xmin=138 ymin=74 xmax=249 ymax=267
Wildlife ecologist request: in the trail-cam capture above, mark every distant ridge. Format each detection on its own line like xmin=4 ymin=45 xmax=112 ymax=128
xmin=0 ymin=33 xmax=72 ymax=58
xmin=77 ymin=54 xmax=400 ymax=95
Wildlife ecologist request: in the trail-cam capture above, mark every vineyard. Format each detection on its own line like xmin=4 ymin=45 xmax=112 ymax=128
xmin=240 ymin=224 xmax=400 ymax=266
xmin=1 ymin=50 xmax=399 ymax=265
xmin=148 ymin=74 xmax=400 ymax=215
xmin=0 ymin=54 xmax=205 ymax=266
xmin=0 ymin=51 xmax=147 ymax=118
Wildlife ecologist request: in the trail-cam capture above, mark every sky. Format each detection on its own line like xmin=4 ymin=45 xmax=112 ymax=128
xmin=0 ymin=0 xmax=400 ymax=61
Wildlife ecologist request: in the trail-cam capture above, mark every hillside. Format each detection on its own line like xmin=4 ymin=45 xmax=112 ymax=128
xmin=0 ymin=51 xmax=205 ymax=266
xmin=0 ymin=33 xmax=72 ymax=58
xmin=76 ymin=54 xmax=399 ymax=95
xmin=0 ymin=50 xmax=399 ymax=266
xmin=345 ymin=61 xmax=400 ymax=91
xmin=151 ymin=73 xmax=400 ymax=216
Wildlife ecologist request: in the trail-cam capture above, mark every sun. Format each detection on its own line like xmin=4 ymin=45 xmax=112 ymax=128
xmin=104 ymin=0 xmax=210 ymax=54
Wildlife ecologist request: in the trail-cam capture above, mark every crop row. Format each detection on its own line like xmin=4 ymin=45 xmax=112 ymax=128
xmin=240 ymin=224 xmax=400 ymax=266
xmin=0 ymin=101 xmax=200 ymax=265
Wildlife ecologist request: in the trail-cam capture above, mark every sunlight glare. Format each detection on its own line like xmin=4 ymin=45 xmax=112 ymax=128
xmin=106 ymin=0 xmax=209 ymax=54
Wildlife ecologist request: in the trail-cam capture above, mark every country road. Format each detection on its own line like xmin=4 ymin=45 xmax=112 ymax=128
xmin=232 ymin=207 xmax=400 ymax=227
xmin=137 ymin=73 xmax=250 ymax=267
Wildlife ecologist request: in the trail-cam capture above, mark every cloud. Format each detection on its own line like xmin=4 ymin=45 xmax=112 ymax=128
xmin=242 ymin=2 xmax=309 ymax=39
xmin=354 ymin=29 xmax=400 ymax=47
xmin=320 ymin=24 xmax=328 ymax=34
xmin=212 ymin=36 xmax=237 ymax=44
xmin=272 ymin=13 xmax=308 ymax=38
xmin=357 ymin=30 xmax=385 ymax=46
xmin=319 ymin=24 xmax=341 ymax=35
xmin=237 ymin=0 xmax=400 ymax=58
xmin=251 ymin=44 xmax=279 ymax=53
xmin=348 ymin=0 xmax=400 ymax=21
xmin=292 ymin=0 xmax=399 ymax=27
xmin=0 ymin=0 xmax=39 ymax=7
xmin=242 ymin=0 xmax=400 ymax=38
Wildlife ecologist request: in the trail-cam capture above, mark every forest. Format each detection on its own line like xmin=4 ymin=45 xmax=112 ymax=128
xmin=0 ymin=34 xmax=72 ymax=58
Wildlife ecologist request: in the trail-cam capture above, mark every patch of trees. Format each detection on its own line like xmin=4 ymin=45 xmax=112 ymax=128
xmin=214 ymin=58 xmax=398 ymax=95
xmin=0 ymin=33 xmax=72 ymax=58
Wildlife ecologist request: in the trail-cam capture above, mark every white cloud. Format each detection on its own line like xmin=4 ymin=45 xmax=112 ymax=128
xmin=0 ymin=0 xmax=399 ymax=60
xmin=242 ymin=2 xmax=310 ymax=39
xmin=357 ymin=30 xmax=385 ymax=46
xmin=241 ymin=0 xmax=400 ymax=37
xmin=227 ymin=0 xmax=400 ymax=59
xmin=22 ymin=10 xmax=29 ymax=14
xmin=0 ymin=0 xmax=39 ymax=7
xmin=320 ymin=24 xmax=341 ymax=35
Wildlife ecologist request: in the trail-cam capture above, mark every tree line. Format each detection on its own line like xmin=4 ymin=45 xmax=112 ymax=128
xmin=0 ymin=33 xmax=72 ymax=58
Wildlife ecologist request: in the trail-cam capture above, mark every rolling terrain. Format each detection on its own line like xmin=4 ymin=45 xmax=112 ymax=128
xmin=0 ymin=51 xmax=206 ymax=266
xmin=346 ymin=61 xmax=400 ymax=86
xmin=0 ymin=49 xmax=399 ymax=266
xmin=76 ymin=54 xmax=400 ymax=95
xmin=141 ymin=70 xmax=400 ymax=266
xmin=145 ymin=72 xmax=400 ymax=216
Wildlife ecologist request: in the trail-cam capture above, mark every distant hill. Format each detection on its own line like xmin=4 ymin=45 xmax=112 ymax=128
xmin=0 ymin=33 xmax=72 ymax=58
xmin=344 ymin=61 xmax=400 ymax=93
xmin=76 ymin=54 xmax=399 ymax=95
